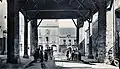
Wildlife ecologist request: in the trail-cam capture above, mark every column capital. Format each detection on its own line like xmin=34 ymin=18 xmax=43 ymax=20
xmin=98 ymin=1 xmax=107 ymax=9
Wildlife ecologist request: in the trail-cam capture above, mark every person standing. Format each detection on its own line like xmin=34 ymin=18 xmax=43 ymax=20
xmin=66 ymin=50 xmax=69 ymax=60
xmin=71 ymin=50 xmax=75 ymax=61
xmin=78 ymin=50 xmax=81 ymax=61
xmin=44 ymin=50 xmax=48 ymax=61
xmin=33 ymin=48 xmax=40 ymax=62
xmin=39 ymin=50 xmax=44 ymax=62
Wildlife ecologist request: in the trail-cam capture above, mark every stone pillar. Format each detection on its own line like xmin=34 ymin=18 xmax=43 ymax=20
xmin=98 ymin=1 xmax=107 ymax=62
xmin=23 ymin=18 xmax=29 ymax=58
xmin=7 ymin=0 xmax=19 ymax=63
xmin=30 ymin=19 xmax=38 ymax=55
xmin=88 ymin=22 xmax=94 ymax=59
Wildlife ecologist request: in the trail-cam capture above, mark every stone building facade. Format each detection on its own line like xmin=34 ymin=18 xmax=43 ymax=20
xmin=38 ymin=19 xmax=86 ymax=55
xmin=38 ymin=19 xmax=59 ymax=52
xmin=0 ymin=1 xmax=7 ymax=54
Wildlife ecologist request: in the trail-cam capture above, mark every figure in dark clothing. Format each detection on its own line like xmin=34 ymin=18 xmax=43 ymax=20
xmin=39 ymin=50 xmax=44 ymax=62
xmin=78 ymin=50 xmax=81 ymax=61
xmin=51 ymin=47 xmax=53 ymax=56
xmin=41 ymin=46 xmax=43 ymax=51
xmin=44 ymin=50 xmax=48 ymax=61
xmin=49 ymin=47 xmax=53 ymax=60
xmin=71 ymin=51 xmax=75 ymax=61
xmin=69 ymin=47 xmax=72 ymax=53
xmin=47 ymin=47 xmax=51 ymax=60
xmin=66 ymin=50 xmax=69 ymax=60
xmin=33 ymin=48 xmax=39 ymax=62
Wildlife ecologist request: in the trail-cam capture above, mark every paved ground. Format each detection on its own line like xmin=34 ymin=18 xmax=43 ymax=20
xmin=54 ymin=53 xmax=98 ymax=62
xmin=55 ymin=62 xmax=119 ymax=69
xmin=25 ymin=60 xmax=56 ymax=69
xmin=0 ymin=55 xmax=34 ymax=69
xmin=54 ymin=53 xmax=119 ymax=69
xmin=0 ymin=53 xmax=119 ymax=69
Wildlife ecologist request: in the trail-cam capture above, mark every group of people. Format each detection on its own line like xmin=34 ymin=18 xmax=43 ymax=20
xmin=33 ymin=46 xmax=53 ymax=62
xmin=66 ymin=48 xmax=81 ymax=61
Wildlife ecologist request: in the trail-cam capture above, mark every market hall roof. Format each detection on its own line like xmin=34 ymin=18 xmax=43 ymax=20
xmin=20 ymin=0 xmax=112 ymax=20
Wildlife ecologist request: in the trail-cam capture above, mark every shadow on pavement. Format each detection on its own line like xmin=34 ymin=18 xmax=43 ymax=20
xmin=56 ymin=66 xmax=92 ymax=69
xmin=55 ymin=59 xmax=96 ymax=65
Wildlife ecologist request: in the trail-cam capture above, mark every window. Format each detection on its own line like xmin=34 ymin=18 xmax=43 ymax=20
xmin=74 ymin=40 xmax=76 ymax=44
xmin=46 ymin=29 xmax=50 ymax=35
xmin=69 ymin=39 xmax=71 ymax=42
xmin=46 ymin=37 xmax=49 ymax=41
xmin=63 ymin=39 xmax=66 ymax=45
xmin=68 ymin=39 xmax=71 ymax=46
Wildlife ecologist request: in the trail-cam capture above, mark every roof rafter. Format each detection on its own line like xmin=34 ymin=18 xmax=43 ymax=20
xmin=75 ymin=0 xmax=84 ymax=8
xmin=31 ymin=0 xmax=43 ymax=10
xmin=52 ymin=0 xmax=59 ymax=4
xmin=37 ymin=19 xmax=43 ymax=27
xmin=68 ymin=0 xmax=73 ymax=6
xmin=20 ymin=0 xmax=111 ymax=19
xmin=89 ymin=0 xmax=98 ymax=10
xmin=77 ymin=10 xmax=92 ymax=22
xmin=20 ymin=8 xmax=30 ymax=19
xmin=19 ymin=0 xmax=29 ymax=11
xmin=81 ymin=0 xmax=85 ymax=3
xmin=72 ymin=19 xmax=77 ymax=27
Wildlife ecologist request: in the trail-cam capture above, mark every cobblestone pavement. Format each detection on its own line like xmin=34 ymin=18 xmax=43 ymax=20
xmin=0 ymin=53 xmax=119 ymax=69
xmin=54 ymin=53 xmax=119 ymax=69
xmin=25 ymin=60 xmax=56 ymax=69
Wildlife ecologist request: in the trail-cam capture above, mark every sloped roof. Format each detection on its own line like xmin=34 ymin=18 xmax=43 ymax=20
xmin=20 ymin=0 xmax=112 ymax=20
